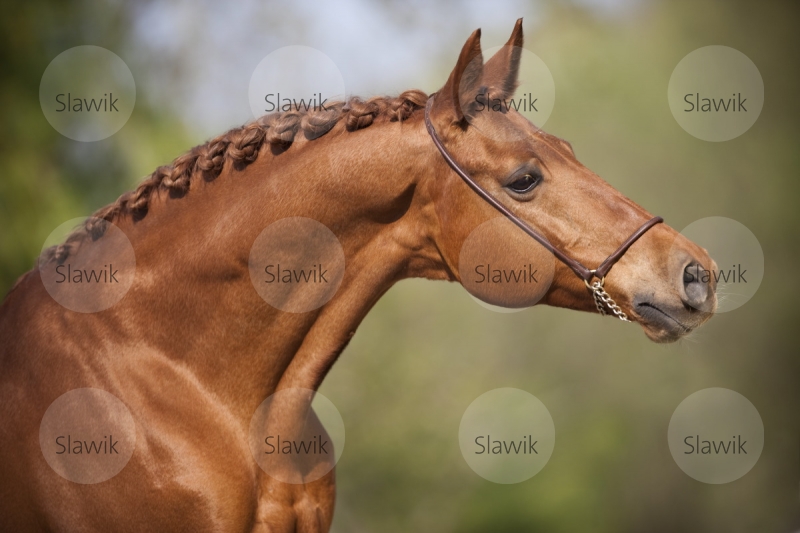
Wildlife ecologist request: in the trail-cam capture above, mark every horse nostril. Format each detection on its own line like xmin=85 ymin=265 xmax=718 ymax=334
xmin=682 ymin=263 xmax=708 ymax=308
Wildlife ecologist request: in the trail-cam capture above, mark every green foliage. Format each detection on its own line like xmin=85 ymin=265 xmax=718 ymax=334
xmin=0 ymin=1 xmax=193 ymax=292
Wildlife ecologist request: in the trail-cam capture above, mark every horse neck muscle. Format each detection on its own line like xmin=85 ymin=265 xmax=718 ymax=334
xmin=108 ymin=114 xmax=446 ymax=412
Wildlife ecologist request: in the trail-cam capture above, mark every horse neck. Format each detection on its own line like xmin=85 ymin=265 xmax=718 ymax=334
xmin=117 ymin=115 xmax=447 ymax=413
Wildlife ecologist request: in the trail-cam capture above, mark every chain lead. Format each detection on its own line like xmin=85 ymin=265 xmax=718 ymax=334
xmin=584 ymin=276 xmax=630 ymax=322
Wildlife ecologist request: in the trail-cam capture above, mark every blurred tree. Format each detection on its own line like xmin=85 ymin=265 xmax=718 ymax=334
xmin=0 ymin=0 xmax=192 ymax=295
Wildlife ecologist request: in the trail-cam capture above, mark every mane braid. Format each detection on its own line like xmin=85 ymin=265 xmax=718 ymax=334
xmin=41 ymin=90 xmax=429 ymax=265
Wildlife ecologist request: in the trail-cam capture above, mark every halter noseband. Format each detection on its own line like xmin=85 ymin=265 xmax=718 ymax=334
xmin=423 ymin=96 xmax=663 ymax=321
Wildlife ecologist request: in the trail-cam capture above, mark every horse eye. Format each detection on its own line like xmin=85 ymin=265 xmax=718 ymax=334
xmin=508 ymin=174 xmax=541 ymax=193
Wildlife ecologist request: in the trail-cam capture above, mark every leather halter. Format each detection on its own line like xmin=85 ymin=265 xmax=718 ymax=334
xmin=423 ymin=96 xmax=663 ymax=316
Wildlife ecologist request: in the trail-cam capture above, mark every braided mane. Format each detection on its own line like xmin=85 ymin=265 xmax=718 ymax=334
xmin=43 ymin=90 xmax=429 ymax=264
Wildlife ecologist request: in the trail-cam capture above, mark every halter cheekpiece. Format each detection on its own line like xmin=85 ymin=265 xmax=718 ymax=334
xmin=423 ymin=96 xmax=663 ymax=321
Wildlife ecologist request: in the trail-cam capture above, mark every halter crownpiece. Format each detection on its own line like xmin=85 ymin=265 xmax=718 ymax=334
xmin=423 ymin=95 xmax=663 ymax=321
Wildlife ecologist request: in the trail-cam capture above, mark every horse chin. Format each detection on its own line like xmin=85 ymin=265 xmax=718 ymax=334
xmin=639 ymin=321 xmax=690 ymax=344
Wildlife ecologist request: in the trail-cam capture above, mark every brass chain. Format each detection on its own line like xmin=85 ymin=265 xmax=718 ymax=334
xmin=584 ymin=277 xmax=631 ymax=322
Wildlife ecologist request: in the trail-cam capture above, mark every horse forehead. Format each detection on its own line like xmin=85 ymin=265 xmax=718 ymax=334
xmin=529 ymin=129 xmax=572 ymax=156
xmin=491 ymin=114 xmax=576 ymax=162
xmin=460 ymin=116 xmax=579 ymax=169
xmin=499 ymin=132 xmax=576 ymax=172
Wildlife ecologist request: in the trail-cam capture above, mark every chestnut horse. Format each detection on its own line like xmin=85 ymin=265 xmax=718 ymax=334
xmin=0 ymin=20 xmax=715 ymax=532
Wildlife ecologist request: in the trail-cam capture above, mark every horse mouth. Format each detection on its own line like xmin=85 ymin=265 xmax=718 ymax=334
xmin=633 ymin=300 xmax=695 ymax=343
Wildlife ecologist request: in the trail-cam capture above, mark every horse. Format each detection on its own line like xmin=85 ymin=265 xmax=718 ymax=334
xmin=0 ymin=19 xmax=716 ymax=533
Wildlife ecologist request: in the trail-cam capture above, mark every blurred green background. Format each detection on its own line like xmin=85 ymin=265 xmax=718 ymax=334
xmin=1 ymin=0 xmax=798 ymax=531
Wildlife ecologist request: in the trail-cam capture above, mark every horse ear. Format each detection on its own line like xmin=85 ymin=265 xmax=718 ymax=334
xmin=432 ymin=28 xmax=483 ymax=123
xmin=482 ymin=18 xmax=524 ymax=100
